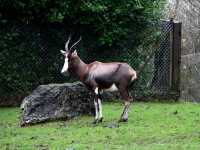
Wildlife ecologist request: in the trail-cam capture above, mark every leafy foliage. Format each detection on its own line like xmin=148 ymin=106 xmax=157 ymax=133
xmin=0 ymin=22 xmax=67 ymax=96
xmin=0 ymin=0 xmax=165 ymax=47
xmin=0 ymin=0 xmax=166 ymax=96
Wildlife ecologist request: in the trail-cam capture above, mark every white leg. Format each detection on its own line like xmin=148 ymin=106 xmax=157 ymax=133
xmin=98 ymin=98 xmax=103 ymax=119
xmin=93 ymin=87 xmax=103 ymax=123
xmin=122 ymin=105 xmax=129 ymax=119
xmin=95 ymin=88 xmax=98 ymax=95
xmin=94 ymin=87 xmax=99 ymax=122
xmin=94 ymin=100 xmax=99 ymax=120
xmin=120 ymin=101 xmax=130 ymax=122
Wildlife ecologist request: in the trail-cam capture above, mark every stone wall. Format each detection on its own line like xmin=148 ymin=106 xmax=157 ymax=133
xmin=165 ymin=0 xmax=200 ymax=102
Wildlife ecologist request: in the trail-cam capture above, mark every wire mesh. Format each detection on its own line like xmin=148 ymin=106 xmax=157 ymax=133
xmin=0 ymin=20 xmax=179 ymax=99
xmin=129 ymin=20 xmax=175 ymax=98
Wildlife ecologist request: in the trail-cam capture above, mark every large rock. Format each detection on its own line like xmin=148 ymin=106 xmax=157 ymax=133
xmin=20 ymin=82 xmax=119 ymax=126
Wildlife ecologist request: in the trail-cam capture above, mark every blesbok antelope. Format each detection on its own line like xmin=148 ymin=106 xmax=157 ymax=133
xmin=60 ymin=36 xmax=137 ymax=123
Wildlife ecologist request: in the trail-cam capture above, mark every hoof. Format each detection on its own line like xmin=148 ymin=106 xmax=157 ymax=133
xmin=92 ymin=119 xmax=98 ymax=124
xmin=98 ymin=117 xmax=103 ymax=123
xmin=92 ymin=118 xmax=103 ymax=124
xmin=118 ymin=118 xmax=128 ymax=123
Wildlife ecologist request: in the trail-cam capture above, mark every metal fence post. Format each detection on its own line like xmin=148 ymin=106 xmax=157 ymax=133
xmin=171 ymin=21 xmax=182 ymax=94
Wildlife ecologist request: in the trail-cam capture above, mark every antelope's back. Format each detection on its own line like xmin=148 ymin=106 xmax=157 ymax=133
xmin=88 ymin=61 xmax=136 ymax=88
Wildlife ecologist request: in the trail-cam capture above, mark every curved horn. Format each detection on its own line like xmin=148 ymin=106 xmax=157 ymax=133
xmin=65 ymin=35 xmax=71 ymax=51
xmin=70 ymin=37 xmax=82 ymax=51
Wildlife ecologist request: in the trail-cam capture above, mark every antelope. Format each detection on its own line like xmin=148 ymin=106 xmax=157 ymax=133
xmin=60 ymin=36 xmax=137 ymax=123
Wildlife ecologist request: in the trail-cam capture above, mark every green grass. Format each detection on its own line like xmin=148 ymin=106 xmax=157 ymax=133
xmin=0 ymin=102 xmax=200 ymax=150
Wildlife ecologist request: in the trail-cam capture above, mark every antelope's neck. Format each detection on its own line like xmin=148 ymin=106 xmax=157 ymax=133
xmin=76 ymin=59 xmax=88 ymax=81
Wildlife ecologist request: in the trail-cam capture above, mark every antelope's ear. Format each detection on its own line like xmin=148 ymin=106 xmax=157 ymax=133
xmin=73 ymin=50 xmax=77 ymax=56
xmin=60 ymin=50 xmax=66 ymax=56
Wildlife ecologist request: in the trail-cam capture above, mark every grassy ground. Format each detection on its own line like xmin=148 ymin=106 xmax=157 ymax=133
xmin=0 ymin=102 xmax=199 ymax=150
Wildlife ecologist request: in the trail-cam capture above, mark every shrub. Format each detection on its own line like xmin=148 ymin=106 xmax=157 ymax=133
xmin=0 ymin=0 xmax=166 ymax=96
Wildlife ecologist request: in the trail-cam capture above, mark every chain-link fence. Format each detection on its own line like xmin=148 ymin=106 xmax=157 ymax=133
xmin=130 ymin=19 xmax=181 ymax=100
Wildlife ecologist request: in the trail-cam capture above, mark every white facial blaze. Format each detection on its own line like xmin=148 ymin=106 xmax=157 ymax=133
xmin=61 ymin=57 xmax=69 ymax=73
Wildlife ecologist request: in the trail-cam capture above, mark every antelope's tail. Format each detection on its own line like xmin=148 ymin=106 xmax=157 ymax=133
xmin=128 ymin=59 xmax=148 ymax=89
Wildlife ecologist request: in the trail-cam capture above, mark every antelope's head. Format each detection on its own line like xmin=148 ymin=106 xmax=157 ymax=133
xmin=60 ymin=36 xmax=81 ymax=74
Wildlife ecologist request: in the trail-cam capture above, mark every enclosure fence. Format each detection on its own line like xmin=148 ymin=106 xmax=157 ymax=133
xmin=131 ymin=19 xmax=181 ymax=100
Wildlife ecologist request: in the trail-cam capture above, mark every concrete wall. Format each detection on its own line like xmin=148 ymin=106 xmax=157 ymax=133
xmin=165 ymin=0 xmax=200 ymax=102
